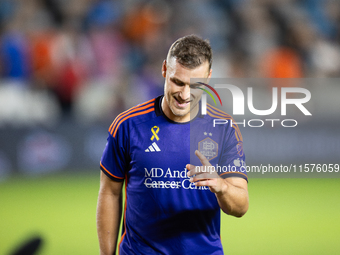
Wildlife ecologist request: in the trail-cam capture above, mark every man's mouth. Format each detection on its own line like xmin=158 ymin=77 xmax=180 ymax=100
xmin=174 ymin=97 xmax=190 ymax=108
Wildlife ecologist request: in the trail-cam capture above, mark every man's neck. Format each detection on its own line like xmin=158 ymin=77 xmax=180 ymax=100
xmin=161 ymin=96 xmax=198 ymax=123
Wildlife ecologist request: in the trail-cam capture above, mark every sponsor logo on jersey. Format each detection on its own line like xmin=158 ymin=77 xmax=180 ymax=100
xmin=145 ymin=142 xmax=161 ymax=152
xmin=233 ymin=158 xmax=246 ymax=167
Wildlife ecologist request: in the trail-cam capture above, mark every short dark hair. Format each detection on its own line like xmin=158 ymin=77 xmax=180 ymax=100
xmin=167 ymin=35 xmax=212 ymax=70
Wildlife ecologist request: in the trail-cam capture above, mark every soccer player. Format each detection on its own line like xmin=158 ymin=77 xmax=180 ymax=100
xmin=97 ymin=35 xmax=249 ymax=255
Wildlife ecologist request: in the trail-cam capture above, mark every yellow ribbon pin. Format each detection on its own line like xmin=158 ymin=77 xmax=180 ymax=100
xmin=151 ymin=126 xmax=160 ymax=141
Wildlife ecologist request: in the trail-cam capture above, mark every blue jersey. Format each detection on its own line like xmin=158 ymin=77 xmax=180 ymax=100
xmin=100 ymin=96 xmax=247 ymax=255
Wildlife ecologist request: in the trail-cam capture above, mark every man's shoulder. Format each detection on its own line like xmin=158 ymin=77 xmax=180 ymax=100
xmin=108 ymin=97 xmax=160 ymax=137
xmin=203 ymin=103 xmax=243 ymax=137
xmin=118 ymin=98 xmax=157 ymax=121
xmin=205 ymin=103 xmax=234 ymax=120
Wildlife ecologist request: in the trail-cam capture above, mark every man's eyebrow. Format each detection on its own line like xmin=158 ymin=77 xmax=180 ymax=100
xmin=170 ymin=77 xmax=204 ymax=87
xmin=170 ymin=77 xmax=186 ymax=85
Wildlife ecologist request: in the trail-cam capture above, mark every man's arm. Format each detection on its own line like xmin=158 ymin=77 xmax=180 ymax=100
xmin=214 ymin=177 xmax=248 ymax=217
xmin=97 ymin=171 xmax=124 ymax=255
xmin=187 ymin=150 xmax=249 ymax=217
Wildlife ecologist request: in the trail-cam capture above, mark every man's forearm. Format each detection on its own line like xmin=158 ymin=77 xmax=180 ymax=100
xmin=215 ymin=179 xmax=249 ymax=217
xmin=97 ymin=192 xmax=122 ymax=255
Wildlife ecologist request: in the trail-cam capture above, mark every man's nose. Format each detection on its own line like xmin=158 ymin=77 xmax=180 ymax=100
xmin=179 ymin=84 xmax=190 ymax=100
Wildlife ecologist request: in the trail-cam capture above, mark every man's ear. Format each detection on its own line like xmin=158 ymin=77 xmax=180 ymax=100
xmin=162 ymin=60 xmax=167 ymax=78
xmin=207 ymin=68 xmax=212 ymax=83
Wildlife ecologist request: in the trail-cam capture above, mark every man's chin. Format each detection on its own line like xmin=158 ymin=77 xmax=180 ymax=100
xmin=173 ymin=111 xmax=188 ymax=117
xmin=170 ymin=107 xmax=190 ymax=117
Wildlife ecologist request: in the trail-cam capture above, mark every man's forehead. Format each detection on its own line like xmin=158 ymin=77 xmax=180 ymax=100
xmin=167 ymin=58 xmax=210 ymax=77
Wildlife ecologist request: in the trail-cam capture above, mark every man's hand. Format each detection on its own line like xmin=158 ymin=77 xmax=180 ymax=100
xmin=186 ymin=150 xmax=225 ymax=194
xmin=186 ymin=150 xmax=249 ymax=217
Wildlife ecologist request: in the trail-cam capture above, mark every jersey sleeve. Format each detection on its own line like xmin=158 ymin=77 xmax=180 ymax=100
xmin=218 ymin=126 xmax=248 ymax=182
xmin=100 ymin=125 xmax=129 ymax=182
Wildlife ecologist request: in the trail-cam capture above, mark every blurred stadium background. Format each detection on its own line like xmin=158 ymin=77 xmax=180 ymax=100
xmin=0 ymin=0 xmax=340 ymax=254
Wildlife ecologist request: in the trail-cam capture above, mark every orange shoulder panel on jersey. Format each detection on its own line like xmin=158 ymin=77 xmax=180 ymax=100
xmin=110 ymin=99 xmax=155 ymax=138
xmin=207 ymin=104 xmax=243 ymax=142
xmin=109 ymin=98 xmax=155 ymax=134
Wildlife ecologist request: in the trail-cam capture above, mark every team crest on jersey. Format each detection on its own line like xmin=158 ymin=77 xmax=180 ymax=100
xmin=198 ymin=137 xmax=218 ymax=161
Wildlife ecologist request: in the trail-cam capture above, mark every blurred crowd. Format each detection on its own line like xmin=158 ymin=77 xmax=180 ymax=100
xmin=0 ymin=0 xmax=340 ymax=126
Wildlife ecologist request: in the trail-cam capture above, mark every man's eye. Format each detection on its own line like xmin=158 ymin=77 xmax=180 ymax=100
xmin=171 ymin=79 xmax=184 ymax=86
xmin=190 ymin=84 xmax=204 ymax=89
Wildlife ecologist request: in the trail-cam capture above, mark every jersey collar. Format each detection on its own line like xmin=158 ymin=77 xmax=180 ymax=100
xmin=155 ymin=95 xmax=204 ymax=123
